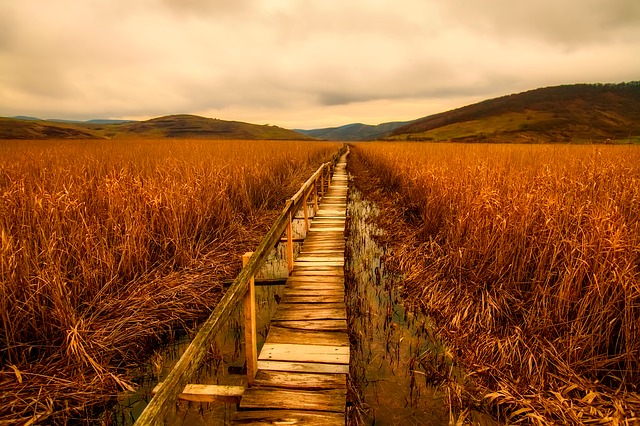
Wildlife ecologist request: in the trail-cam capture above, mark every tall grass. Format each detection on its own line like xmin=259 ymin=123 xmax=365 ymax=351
xmin=350 ymin=142 xmax=640 ymax=424
xmin=0 ymin=139 xmax=339 ymax=424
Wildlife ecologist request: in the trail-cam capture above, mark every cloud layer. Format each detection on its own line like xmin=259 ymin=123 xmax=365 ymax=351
xmin=1 ymin=0 xmax=639 ymax=128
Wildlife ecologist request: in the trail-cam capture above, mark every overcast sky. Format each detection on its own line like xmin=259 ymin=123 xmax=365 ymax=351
xmin=1 ymin=0 xmax=639 ymax=129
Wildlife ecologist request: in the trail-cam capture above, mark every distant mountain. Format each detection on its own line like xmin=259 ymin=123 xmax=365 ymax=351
xmin=85 ymin=119 xmax=136 ymax=124
xmin=12 ymin=116 xmax=43 ymax=121
xmin=0 ymin=114 xmax=311 ymax=140
xmin=388 ymin=82 xmax=640 ymax=143
xmin=297 ymin=121 xmax=409 ymax=141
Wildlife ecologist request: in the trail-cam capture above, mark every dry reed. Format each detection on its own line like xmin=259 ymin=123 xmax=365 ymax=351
xmin=0 ymin=139 xmax=339 ymax=424
xmin=350 ymin=142 xmax=640 ymax=424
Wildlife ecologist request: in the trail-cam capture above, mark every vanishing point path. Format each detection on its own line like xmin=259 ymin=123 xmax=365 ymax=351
xmin=232 ymin=152 xmax=350 ymax=424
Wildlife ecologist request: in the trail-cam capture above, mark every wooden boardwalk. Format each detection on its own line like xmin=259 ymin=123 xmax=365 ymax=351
xmin=232 ymin=153 xmax=350 ymax=425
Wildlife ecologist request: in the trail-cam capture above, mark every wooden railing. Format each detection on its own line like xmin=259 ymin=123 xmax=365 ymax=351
xmin=135 ymin=145 xmax=347 ymax=425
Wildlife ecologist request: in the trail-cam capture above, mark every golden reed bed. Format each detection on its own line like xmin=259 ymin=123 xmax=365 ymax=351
xmin=350 ymin=142 xmax=640 ymax=424
xmin=0 ymin=139 xmax=339 ymax=424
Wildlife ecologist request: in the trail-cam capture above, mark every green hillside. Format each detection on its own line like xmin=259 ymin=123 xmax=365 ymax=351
xmin=388 ymin=82 xmax=640 ymax=143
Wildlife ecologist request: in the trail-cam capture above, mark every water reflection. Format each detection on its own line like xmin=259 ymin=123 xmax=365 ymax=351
xmin=346 ymin=186 xmax=456 ymax=425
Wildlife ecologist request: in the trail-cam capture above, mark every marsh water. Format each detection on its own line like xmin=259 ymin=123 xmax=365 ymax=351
xmin=345 ymin=187 xmax=451 ymax=425
xmin=110 ymin=184 xmax=493 ymax=425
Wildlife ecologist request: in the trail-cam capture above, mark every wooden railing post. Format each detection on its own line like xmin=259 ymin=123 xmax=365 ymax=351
xmin=327 ymin=164 xmax=332 ymax=189
xmin=286 ymin=209 xmax=294 ymax=273
xmin=303 ymin=192 xmax=309 ymax=232
xmin=242 ymin=252 xmax=257 ymax=386
xmin=313 ymin=180 xmax=319 ymax=212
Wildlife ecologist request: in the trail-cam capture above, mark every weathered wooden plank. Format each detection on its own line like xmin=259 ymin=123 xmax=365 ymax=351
xmin=299 ymin=250 xmax=344 ymax=256
xmin=152 ymin=383 xmax=244 ymax=403
xmin=294 ymin=263 xmax=344 ymax=270
xmin=300 ymin=244 xmax=345 ymax=250
xmin=310 ymin=222 xmax=345 ymax=228
xmin=272 ymin=308 xmax=346 ymax=321
xmin=278 ymin=302 xmax=345 ymax=309
xmin=295 ymin=256 xmax=344 ymax=262
xmin=239 ymin=388 xmax=346 ymax=412
xmin=270 ymin=319 xmax=347 ymax=331
xmin=265 ymin=327 xmax=349 ymax=346
xmin=284 ymin=285 xmax=345 ymax=293
xmin=286 ymin=277 xmax=343 ymax=285
xmin=282 ymin=288 xmax=344 ymax=296
xmin=257 ymin=360 xmax=350 ymax=374
xmin=291 ymin=270 xmax=344 ymax=277
xmin=233 ymin=409 xmax=344 ymax=425
xmin=285 ymin=285 xmax=344 ymax=292
xmin=280 ymin=294 xmax=344 ymax=304
xmin=253 ymin=370 xmax=346 ymax=390
xmin=259 ymin=344 xmax=349 ymax=364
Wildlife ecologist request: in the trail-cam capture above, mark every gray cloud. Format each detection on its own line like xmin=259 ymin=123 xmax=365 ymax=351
xmin=1 ymin=0 xmax=639 ymax=128
xmin=158 ymin=0 xmax=252 ymax=15
xmin=438 ymin=0 xmax=640 ymax=47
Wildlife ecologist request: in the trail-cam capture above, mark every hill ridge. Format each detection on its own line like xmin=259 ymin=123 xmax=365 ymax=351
xmin=388 ymin=82 xmax=640 ymax=143
xmin=0 ymin=114 xmax=311 ymax=140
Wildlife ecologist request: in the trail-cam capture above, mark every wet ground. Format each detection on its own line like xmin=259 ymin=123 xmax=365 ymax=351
xmin=345 ymin=187 xmax=450 ymax=425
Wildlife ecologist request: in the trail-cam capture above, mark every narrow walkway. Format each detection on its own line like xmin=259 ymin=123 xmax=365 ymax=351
xmin=232 ymin=153 xmax=349 ymax=425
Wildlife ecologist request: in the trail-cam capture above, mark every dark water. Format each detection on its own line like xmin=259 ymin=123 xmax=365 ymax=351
xmin=345 ymin=187 xmax=449 ymax=425
xmin=345 ymin=186 xmax=499 ymax=426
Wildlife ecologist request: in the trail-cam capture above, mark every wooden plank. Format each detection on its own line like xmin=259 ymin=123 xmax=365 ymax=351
xmin=299 ymin=250 xmax=344 ymax=255
xmin=239 ymin=388 xmax=346 ymax=412
xmin=233 ymin=410 xmax=344 ymax=425
xmin=293 ymin=257 xmax=344 ymax=268
xmin=295 ymin=256 xmax=344 ymax=262
xmin=265 ymin=327 xmax=349 ymax=346
xmin=272 ymin=308 xmax=346 ymax=321
xmin=291 ymin=270 xmax=344 ymax=277
xmin=259 ymin=344 xmax=349 ymax=364
xmin=284 ymin=285 xmax=345 ymax=293
xmin=253 ymin=370 xmax=346 ymax=390
xmin=152 ymin=383 xmax=244 ymax=403
xmin=270 ymin=319 xmax=347 ymax=332
xmin=285 ymin=284 xmax=344 ymax=291
xmin=280 ymin=294 xmax=344 ymax=304
xmin=286 ymin=276 xmax=343 ymax=284
xmin=282 ymin=288 xmax=344 ymax=296
xmin=257 ymin=360 xmax=350 ymax=374
xmin=301 ymin=243 xmax=345 ymax=249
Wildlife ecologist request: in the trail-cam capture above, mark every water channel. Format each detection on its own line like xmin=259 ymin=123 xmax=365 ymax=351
xmin=110 ymin=183 xmax=496 ymax=425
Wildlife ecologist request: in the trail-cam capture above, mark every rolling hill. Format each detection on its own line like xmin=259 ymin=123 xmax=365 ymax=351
xmin=387 ymin=82 xmax=640 ymax=143
xmin=0 ymin=114 xmax=311 ymax=140
xmin=296 ymin=121 xmax=409 ymax=141
xmin=116 ymin=115 xmax=310 ymax=139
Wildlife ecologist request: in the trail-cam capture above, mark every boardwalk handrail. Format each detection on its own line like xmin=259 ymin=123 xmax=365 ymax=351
xmin=135 ymin=145 xmax=347 ymax=425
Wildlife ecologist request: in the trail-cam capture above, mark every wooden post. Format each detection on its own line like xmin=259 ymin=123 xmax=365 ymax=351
xmin=303 ymin=193 xmax=309 ymax=232
xmin=242 ymin=252 xmax=257 ymax=386
xmin=313 ymin=180 xmax=319 ymax=212
xmin=319 ymin=169 xmax=325 ymax=196
xmin=286 ymin=210 xmax=294 ymax=273
xmin=327 ymin=164 xmax=332 ymax=189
